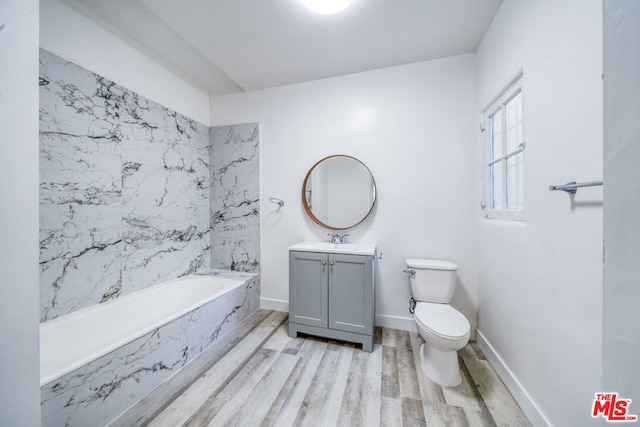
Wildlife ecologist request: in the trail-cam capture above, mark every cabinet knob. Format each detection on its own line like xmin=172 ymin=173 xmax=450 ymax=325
xmin=322 ymin=260 xmax=326 ymax=265
xmin=330 ymin=261 xmax=335 ymax=266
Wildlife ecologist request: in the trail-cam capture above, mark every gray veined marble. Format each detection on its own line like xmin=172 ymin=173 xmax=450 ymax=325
xmin=39 ymin=49 xmax=211 ymax=321
xmin=41 ymin=273 xmax=260 ymax=427
xmin=210 ymin=123 xmax=260 ymax=273
xmin=38 ymin=49 xmax=263 ymax=427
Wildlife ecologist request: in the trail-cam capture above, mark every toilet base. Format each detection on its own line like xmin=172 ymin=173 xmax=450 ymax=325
xmin=420 ymin=342 xmax=462 ymax=387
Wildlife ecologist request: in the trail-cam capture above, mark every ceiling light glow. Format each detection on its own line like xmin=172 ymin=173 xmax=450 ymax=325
xmin=301 ymin=0 xmax=352 ymax=14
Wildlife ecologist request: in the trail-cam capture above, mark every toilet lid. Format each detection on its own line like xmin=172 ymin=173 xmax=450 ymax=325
xmin=414 ymin=302 xmax=470 ymax=339
xmin=406 ymin=259 xmax=458 ymax=271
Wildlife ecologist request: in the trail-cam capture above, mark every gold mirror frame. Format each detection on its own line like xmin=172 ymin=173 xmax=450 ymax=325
xmin=301 ymin=155 xmax=377 ymax=230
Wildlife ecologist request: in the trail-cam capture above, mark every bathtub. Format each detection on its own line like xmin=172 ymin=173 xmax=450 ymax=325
xmin=40 ymin=271 xmax=259 ymax=427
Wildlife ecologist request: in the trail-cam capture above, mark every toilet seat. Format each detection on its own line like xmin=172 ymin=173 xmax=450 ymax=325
xmin=414 ymin=302 xmax=470 ymax=340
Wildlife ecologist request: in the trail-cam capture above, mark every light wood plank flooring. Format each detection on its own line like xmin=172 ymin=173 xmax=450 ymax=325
xmin=110 ymin=310 xmax=530 ymax=427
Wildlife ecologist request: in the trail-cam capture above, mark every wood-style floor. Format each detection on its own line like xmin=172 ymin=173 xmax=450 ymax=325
xmin=110 ymin=310 xmax=531 ymax=427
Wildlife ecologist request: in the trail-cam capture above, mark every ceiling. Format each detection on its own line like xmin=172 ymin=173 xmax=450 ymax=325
xmin=62 ymin=0 xmax=503 ymax=96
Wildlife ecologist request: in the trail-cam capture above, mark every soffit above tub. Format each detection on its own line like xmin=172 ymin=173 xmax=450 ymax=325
xmin=60 ymin=0 xmax=243 ymax=94
xmin=61 ymin=0 xmax=503 ymax=95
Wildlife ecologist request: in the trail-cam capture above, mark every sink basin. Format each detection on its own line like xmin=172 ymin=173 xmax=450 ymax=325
xmin=288 ymin=241 xmax=376 ymax=256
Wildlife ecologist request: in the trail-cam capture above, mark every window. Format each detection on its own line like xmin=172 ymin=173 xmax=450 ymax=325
xmin=483 ymin=77 xmax=524 ymax=220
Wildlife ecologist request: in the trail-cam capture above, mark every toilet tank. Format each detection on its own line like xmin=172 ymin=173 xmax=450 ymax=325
xmin=406 ymin=259 xmax=458 ymax=303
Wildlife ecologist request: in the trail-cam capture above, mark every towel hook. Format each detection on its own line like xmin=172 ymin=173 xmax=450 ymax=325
xmin=269 ymin=197 xmax=284 ymax=207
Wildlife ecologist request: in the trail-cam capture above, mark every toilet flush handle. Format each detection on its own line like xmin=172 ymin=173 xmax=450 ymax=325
xmin=404 ymin=269 xmax=415 ymax=276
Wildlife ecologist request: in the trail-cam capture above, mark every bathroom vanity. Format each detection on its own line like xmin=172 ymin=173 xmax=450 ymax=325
xmin=288 ymin=241 xmax=376 ymax=352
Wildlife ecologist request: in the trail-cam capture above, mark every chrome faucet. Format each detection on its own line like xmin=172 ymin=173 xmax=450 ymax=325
xmin=327 ymin=233 xmax=349 ymax=244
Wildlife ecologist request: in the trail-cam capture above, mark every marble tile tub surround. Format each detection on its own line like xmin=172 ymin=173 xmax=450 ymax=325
xmin=39 ymin=48 xmax=212 ymax=322
xmin=41 ymin=271 xmax=260 ymax=427
xmin=38 ymin=48 xmax=262 ymax=427
xmin=209 ymin=123 xmax=260 ymax=273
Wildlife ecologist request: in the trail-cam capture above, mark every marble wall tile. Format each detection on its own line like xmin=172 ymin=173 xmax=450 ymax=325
xmin=209 ymin=124 xmax=260 ymax=273
xmin=41 ymin=273 xmax=259 ymax=427
xmin=38 ymin=49 xmax=262 ymax=426
xmin=39 ymin=49 xmax=210 ymax=321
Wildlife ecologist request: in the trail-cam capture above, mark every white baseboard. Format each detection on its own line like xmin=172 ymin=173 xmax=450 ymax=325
xmin=476 ymin=330 xmax=550 ymax=427
xmin=258 ymin=304 xmax=418 ymax=332
xmin=375 ymin=314 xmax=417 ymax=332
xmin=260 ymin=298 xmax=288 ymax=312
xmin=258 ymin=305 xmax=474 ymax=340
xmin=375 ymin=315 xmax=478 ymax=341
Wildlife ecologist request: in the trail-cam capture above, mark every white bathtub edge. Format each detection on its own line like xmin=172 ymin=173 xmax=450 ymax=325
xmin=40 ymin=274 xmax=247 ymax=387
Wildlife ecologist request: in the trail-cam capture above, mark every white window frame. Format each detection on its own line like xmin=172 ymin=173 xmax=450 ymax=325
xmin=482 ymin=76 xmax=525 ymax=221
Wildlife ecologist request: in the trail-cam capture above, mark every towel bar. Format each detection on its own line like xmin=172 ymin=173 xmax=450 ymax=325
xmin=549 ymin=180 xmax=603 ymax=194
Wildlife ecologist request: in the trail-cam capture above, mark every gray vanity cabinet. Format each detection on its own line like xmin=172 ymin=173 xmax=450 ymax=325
xmin=288 ymin=251 xmax=329 ymax=329
xmin=289 ymin=250 xmax=374 ymax=352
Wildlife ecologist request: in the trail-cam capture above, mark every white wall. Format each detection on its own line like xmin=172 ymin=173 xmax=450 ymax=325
xmin=603 ymin=0 xmax=640 ymax=408
xmin=210 ymin=54 xmax=478 ymax=332
xmin=40 ymin=0 xmax=210 ymax=126
xmin=475 ymin=0 xmax=603 ymax=425
xmin=0 ymin=1 xmax=42 ymax=425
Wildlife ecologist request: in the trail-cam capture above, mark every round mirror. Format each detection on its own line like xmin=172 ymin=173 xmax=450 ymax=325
xmin=302 ymin=155 xmax=376 ymax=230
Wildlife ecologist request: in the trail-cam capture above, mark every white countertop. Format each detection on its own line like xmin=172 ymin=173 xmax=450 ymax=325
xmin=289 ymin=241 xmax=377 ymax=256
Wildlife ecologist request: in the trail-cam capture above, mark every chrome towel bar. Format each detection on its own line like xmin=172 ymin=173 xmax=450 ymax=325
xmin=549 ymin=180 xmax=603 ymax=194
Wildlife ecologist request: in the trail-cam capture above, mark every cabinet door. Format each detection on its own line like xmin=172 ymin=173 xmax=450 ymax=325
xmin=289 ymin=251 xmax=329 ymax=328
xmin=328 ymin=253 xmax=373 ymax=334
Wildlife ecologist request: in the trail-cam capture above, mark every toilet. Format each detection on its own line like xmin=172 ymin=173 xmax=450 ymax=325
xmin=406 ymin=258 xmax=470 ymax=387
